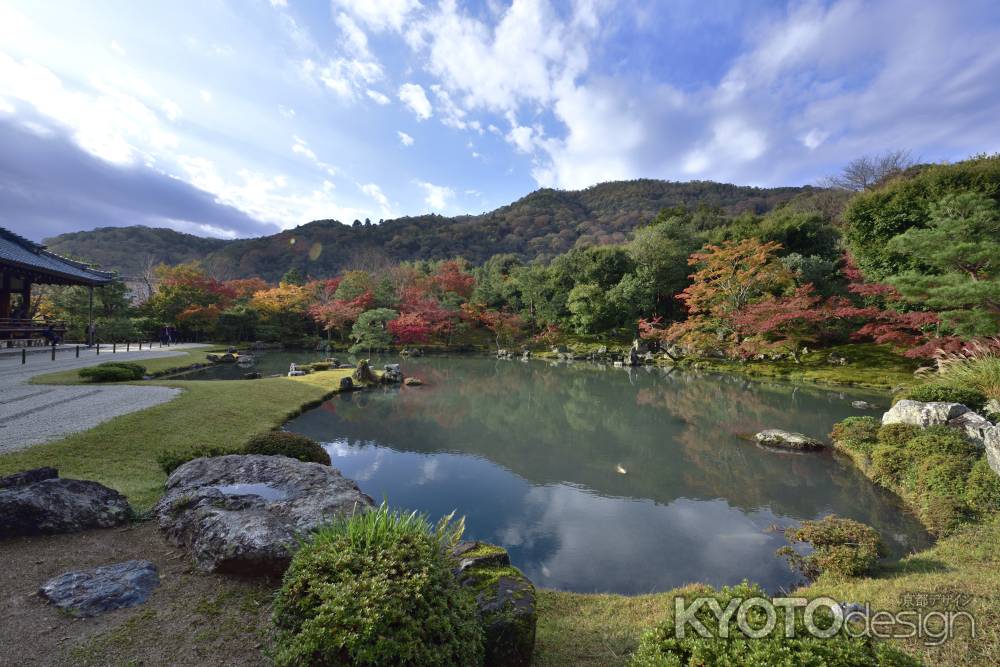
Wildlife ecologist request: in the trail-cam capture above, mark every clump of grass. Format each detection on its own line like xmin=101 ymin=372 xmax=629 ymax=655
xmin=778 ymin=515 xmax=885 ymax=580
xmin=917 ymin=339 xmax=1000 ymax=402
xmin=272 ymin=503 xmax=481 ymax=667
xmin=242 ymin=431 xmax=330 ymax=466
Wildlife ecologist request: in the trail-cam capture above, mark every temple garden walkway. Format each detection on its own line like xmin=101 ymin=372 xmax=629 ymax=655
xmin=0 ymin=344 xmax=205 ymax=453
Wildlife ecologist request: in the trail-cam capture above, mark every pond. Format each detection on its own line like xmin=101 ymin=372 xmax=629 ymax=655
xmin=281 ymin=356 xmax=931 ymax=595
xmin=172 ymin=350 xmax=335 ymax=380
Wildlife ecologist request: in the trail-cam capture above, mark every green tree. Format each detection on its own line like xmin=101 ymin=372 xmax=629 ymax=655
xmin=349 ymin=308 xmax=398 ymax=354
xmin=887 ymin=192 xmax=1000 ymax=335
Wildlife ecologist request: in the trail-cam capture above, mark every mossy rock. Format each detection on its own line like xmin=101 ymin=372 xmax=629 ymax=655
xmin=450 ymin=541 xmax=536 ymax=667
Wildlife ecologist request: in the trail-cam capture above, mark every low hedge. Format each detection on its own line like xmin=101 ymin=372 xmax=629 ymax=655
xmin=78 ymin=361 xmax=146 ymax=382
xmin=272 ymin=504 xmax=483 ymax=666
xmin=897 ymin=383 xmax=987 ymax=413
xmin=242 ymin=431 xmax=330 ymax=465
xmin=630 ymin=581 xmax=921 ymax=666
xmin=156 ymin=444 xmax=239 ymax=474
xmin=778 ymin=515 xmax=884 ymax=580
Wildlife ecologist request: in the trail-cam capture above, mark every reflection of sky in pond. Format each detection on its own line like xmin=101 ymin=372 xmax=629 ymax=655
xmin=286 ymin=357 xmax=931 ymax=594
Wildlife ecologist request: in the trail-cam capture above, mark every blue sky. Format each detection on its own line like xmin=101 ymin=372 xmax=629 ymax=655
xmin=1 ymin=0 xmax=999 ymax=241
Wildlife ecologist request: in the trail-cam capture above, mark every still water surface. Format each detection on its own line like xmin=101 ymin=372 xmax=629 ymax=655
xmin=280 ymin=356 xmax=930 ymax=594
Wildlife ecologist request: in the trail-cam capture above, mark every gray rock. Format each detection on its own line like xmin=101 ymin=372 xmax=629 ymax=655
xmin=985 ymin=426 xmax=1000 ymax=477
xmin=881 ymin=400 xmax=970 ymax=427
xmin=39 ymin=560 xmax=159 ymax=617
xmin=948 ymin=411 xmax=992 ymax=449
xmin=450 ymin=541 xmax=536 ymax=667
xmin=986 ymin=399 xmax=1000 ymax=420
xmin=383 ymin=363 xmax=403 ymax=382
xmin=339 ymin=376 xmax=354 ymax=391
xmin=0 ymin=467 xmax=58 ymax=489
xmin=352 ymin=359 xmax=378 ymax=384
xmin=403 ymin=377 xmax=424 ymax=386
xmin=754 ymin=430 xmax=825 ymax=451
xmin=851 ymin=400 xmax=878 ymax=410
xmin=0 ymin=470 xmax=130 ymax=538
xmin=156 ymin=455 xmax=372 ymax=574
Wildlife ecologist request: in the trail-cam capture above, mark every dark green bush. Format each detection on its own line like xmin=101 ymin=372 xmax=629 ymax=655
xmin=778 ymin=515 xmax=884 ymax=580
xmin=157 ymin=445 xmax=239 ymax=474
xmin=907 ymin=454 xmax=973 ymax=498
xmin=966 ymin=458 xmax=1000 ymax=516
xmin=272 ymin=504 xmax=483 ymax=666
xmin=900 ymin=383 xmax=987 ymax=413
xmin=830 ymin=417 xmax=879 ymax=453
xmin=242 ymin=431 xmax=331 ymax=465
xmin=905 ymin=427 xmax=979 ymax=461
xmin=630 ymin=581 xmax=921 ymax=667
xmin=78 ymin=361 xmax=146 ymax=382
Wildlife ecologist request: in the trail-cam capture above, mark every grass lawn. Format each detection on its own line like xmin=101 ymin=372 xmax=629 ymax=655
xmin=1 ymin=367 xmax=356 ymax=510
xmin=29 ymin=346 xmax=227 ymax=385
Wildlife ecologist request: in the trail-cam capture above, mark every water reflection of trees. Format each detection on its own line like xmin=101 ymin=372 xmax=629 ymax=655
xmin=288 ymin=359 xmax=927 ymax=554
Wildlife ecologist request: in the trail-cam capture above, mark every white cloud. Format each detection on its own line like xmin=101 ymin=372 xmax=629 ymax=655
xmin=398 ymin=82 xmax=432 ymax=120
xmin=360 ymin=182 xmax=393 ymax=216
xmin=397 ymin=130 xmax=414 ymax=146
xmin=335 ymin=12 xmax=370 ymax=57
xmin=366 ymin=89 xmax=390 ymax=105
xmin=332 ymin=0 xmax=421 ymax=32
xmin=199 ymin=89 xmax=213 ymax=103
xmin=415 ymin=180 xmax=454 ymax=211
xmin=314 ymin=57 xmax=382 ymax=99
xmin=291 ymin=135 xmax=337 ymax=176
xmin=801 ymin=128 xmax=828 ymax=150
xmin=109 ymin=40 xmax=126 ymax=56
xmin=269 ymin=0 xmax=288 ymax=7
xmin=278 ymin=104 xmax=296 ymax=118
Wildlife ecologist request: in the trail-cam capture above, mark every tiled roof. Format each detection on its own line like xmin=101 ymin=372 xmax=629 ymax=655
xmin=0 ymin=227 xmax=114 ymax=285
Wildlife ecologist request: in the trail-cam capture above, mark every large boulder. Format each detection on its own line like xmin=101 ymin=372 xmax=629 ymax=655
xmin=0 ymin=468 xmax=130 ymax=538
xmin=985 ymin=426 xmax=1000 ymax=477
xmin=450 ymin=541 xmax=536 ymax=667
xmin=156 ymin=455 xmax=372 ymax=575
xmin=949 ymin=411 xmax=993 ymax=449
xmin=882 ymin=400 xmax=970 ymax=427
xmin=39 ymin=560 xmax=160 ymax=617
xmin=754 ymin=430 xmax=825 ymax=451
xmin=352 ymin=359 xmax=378 ymax=384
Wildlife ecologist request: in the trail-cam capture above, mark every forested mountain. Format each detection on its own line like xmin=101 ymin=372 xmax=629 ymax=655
xmin=45 ymin=226 xmax=230 ymax=278
xmin=45 ymin=179 xmax=813 ymax=281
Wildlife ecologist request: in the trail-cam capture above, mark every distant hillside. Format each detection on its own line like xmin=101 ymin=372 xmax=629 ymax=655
xmin=45 ymin=226 xmax=230 ymax=277
xmin=45 ymin=179 xmax=815 ymax=281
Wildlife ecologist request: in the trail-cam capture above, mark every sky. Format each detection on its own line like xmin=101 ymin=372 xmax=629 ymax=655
xmin=1 ymin=0 xmax=999 ymax=242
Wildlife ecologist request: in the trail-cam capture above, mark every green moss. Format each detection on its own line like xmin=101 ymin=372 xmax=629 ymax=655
xmin=966 ymin=459 xmax=1000 ymax=517
xmin=461 ymin=543 xmax=509 ymax=561
xmin=899 ymin=382 xmax=988 ymax=412
xmin=831 ymin=416 xmax=879 ymax=454
xmin=242 ymin=431 xmax=331 ymax=465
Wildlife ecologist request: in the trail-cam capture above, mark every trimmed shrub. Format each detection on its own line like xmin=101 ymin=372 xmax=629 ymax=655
xmin=272 ymin=504 xmax=483 ymax=666
xmin=966 ymin=458 xmax=1000 ymax=516
xmin=870 ymin=444 xmax=907 ymax=487
xmin=908 ymin=454 xmax=973 ymax=498
xmin=242 ymin=431 xmax=331 ymax=466
xmin=830 ymin=416 xmax=879 ymax=454
xmin=778 ymin=515 xmax=884 ymax=580
xmin=899 ymin=383 xmax=987 ymax=413
xmin=630 ymin=581 xmax=920 ymax=667
xmin=78 ymin=361 xmax=146 ymax=382
xmin=876 ymin=423 xmax=921 ymax=449
xmin=905 ymin=427 xmax=979 ymax=461
xmin=157 ymin=445 xmax=238 ymax=474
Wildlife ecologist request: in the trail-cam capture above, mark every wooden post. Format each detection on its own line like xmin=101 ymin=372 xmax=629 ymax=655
xmin=51 ymin=340 xmax=55 ymax=360
xmin=21 ymin=348 xmax=26 ymax=364
xmin=96 ymin=342 xmax=100 ymax=355
xmin=76 ymin=345 xmax=79 ymax=358
xmin=88 ymin=286 xmax=94 ymax=347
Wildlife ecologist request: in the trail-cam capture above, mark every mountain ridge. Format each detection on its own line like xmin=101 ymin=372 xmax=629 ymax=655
xmin=44 ymin=178 xmax=817 ymax=281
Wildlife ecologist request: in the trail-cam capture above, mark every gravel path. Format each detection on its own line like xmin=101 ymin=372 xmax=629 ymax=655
xmin=0 ymin=344 xmax=206 ymax=454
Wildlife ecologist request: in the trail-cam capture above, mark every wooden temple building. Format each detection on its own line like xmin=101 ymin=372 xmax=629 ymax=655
xmin=0 ymin=227 xmax=114 ymax=346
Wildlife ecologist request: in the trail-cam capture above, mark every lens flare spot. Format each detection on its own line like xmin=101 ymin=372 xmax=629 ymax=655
xmin=309 ymin=242 xmax=323 ymax=261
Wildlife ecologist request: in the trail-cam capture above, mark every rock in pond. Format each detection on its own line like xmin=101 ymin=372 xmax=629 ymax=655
xmin=881 ymin=400 xmax=969 ymax=428
xmin=403 ymin=376 xmax=424 ymax=386
xmin=156 ymin=455 xmax=373 ymax=575
xmin=339 ymin=376 xmax=354 ymax=391
xmin=0 ymin=468 xmax=130 ymax=538
xmin=352 ymin=359 xmax=378 ymax=384
xmin=450 ymin=541 xmax=536 ymax=667
xmin=851 ymin=400 xmax=878 ymax=410
xmin=383 ymin=363 xmax=403 ymax=382
xmin=39 ymin=560 xmax=160 ymax=617
xmin=754 ymin=430 xmax=825 ymax=451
